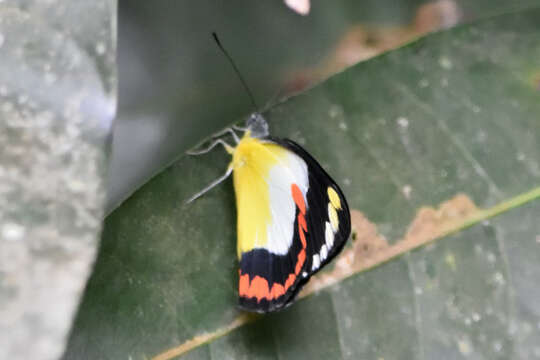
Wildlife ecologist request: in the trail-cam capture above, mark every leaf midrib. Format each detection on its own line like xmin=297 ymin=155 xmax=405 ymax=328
xmin=151 ymin=187 xmax=540 ymax=360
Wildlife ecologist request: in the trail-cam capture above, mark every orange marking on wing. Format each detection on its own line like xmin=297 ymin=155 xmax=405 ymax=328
xmin=270 ymin=283 xmax=285 ymax=299
xmin=298 ymin=213 xmax=307 ymax=232
xmin=239 ymin=273 xmax=250 ymax=296
xmin=298 ymin=222 xmax=307 ymax=248
xmin=291 ymin=184 xmax=306 ymax=214
xmin=285 ymin=273 xmax=296 ymax=290
xmin=248 ymin=276 xmax=270 ymax=302
xmin=295 ymin=249 xmax=306 ymax=275
xmin=239 ymin=271 xmax=300 ymax=301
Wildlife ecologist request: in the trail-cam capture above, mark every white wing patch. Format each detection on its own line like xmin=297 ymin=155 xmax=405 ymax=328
xmin=320 ymin=244 xmax=328 ymax=261
xmin=312 ymin=254 xmax=321 ymax=270
xmin=264 ymin=150 xmax=308 ymax=255
xmin=312 ymin=187 xmax=342 ymax=271
xmin=325 ymin=221 xmax=334 ymax=248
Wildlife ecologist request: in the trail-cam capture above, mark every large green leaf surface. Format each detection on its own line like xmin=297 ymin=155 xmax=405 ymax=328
xmin=65 ymin=9 xmax=540 ymax=360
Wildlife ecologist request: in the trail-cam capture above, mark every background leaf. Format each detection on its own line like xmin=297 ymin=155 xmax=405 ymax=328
xmin=0 ymin=1 xmax=116 ymax=360
xmin=65 ymin=8 xmax=540 ymax=360
xmin=109 ymin=0 xmax=539 ymax=213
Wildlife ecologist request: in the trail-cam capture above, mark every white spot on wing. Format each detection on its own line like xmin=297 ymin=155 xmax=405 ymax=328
xmin=320 ymin=245 xmax=328 ymax=261
xmin=325 ymin=221 xmax=334 ymax=248
xmin=312 ymin=254 xmax=320 ymax=270
xmin=328 ymin=203 xmax=338 ymax=232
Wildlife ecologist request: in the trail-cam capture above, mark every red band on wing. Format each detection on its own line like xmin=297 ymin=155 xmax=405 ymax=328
xmin=239 ymin=272 xmax=250 ymax=296
xmin=298 ymin=213 xmax=307 ymax=233
xmin=295 ymin=249 xmax=306 ymax=275
xmin=298 ymin=220 xmax=307 ymax=248
xmin=291 ymin=183 xmax=306 ymax=215
xmin=239 ymin=183 xmax=308 ymax=302
xmin=294 ymin=183 xmax=307 ymax=275
xmin=270 ymin=283 xmax=285 ymax=298
xmin=248 ymin=276 xmax=270 ymax=302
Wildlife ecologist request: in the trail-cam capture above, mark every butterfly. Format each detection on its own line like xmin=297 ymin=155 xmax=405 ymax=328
xmin=187 ymin=113 xmax=351 ymax=313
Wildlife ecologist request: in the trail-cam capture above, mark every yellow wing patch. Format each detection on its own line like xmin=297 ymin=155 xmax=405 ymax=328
xmin=328 ymin=202 xmax=339 ymax=231
xmin=231 ymin=133 xmax=289 ymax=258
xmin=327 ymin=187 xmax=342 ymax=210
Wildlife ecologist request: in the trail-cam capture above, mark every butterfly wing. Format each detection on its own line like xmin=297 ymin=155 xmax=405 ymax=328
xmin=276 ymin=138 xmax=351 ymax=277
xmin=233 ymin=135 xmax=350 ymax=313
xmin=233 ymin=137 xmax=310 ymax=312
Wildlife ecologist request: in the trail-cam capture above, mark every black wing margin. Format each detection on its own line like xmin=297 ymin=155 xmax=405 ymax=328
xmin=270 ymin=137 xmax=351 ymax=299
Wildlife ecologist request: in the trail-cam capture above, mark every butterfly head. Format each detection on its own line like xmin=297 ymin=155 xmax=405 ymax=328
xmin=246 ymin=112 xmax=269 ymax=138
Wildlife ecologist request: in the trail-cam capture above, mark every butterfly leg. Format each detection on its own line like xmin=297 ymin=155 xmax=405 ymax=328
xmin=185 ymin=127 xmax=238 ymax=203
xmin=186 ymin=138 xmax=234 ymax=155
xmin=232 ymin=124 xmax=248 ymax=132
xmin=185 ymin=165 xmax=233 ymax=204
xmin=210 ymin=127 xmax=240 ymax=143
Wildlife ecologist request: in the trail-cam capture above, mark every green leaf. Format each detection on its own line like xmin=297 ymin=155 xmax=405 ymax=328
xmin=110 ymin=0 xmax=540 ymax=213
xmin=65 ymin=8 xmax=540 ymax=360
xmin=0 ymin=2 xmax=116 ymax=360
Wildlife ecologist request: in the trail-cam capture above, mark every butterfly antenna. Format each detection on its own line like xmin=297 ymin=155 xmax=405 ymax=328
xmin=212 ymin=32 xmax=258 ymax=112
